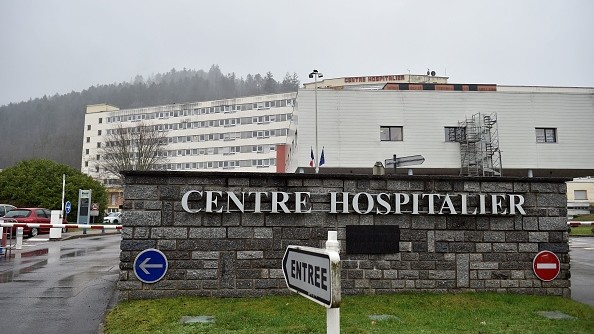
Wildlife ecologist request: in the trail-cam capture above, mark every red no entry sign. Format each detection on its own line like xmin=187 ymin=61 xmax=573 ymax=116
xmin=533 ymin=250 xmax=560 ymax=282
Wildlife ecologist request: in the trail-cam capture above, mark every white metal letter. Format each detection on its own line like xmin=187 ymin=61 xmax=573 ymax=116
xmin=491 ymin=194 xmax=508 ymax=215
xmin=439 ymin=194 xmax=457 ymax=214
xmin=181 ymin=190 xmax=202 ymax=213
xmin=330 ymin=192 xmax=349 ymax=214
xmin=423 ymin=193 xmax=441 ymax=214
xmin=249 ymin=192 xmax=269 ymax=213
xmin=394 ymin=193 xmax=409 ymax=214
xmin=272 ymin=192 xmax=291 ymax=213
xmin=376 ymin=193 xmax=391 ymax=214
xmin=205 ymin=191 xmax=223 ymax=213
xmin=294 ymin=192 xmax=312 ymax=213
xmin=226 ymin=192 xmax=245 ymax=213
xmin=509 ymin=194 xmax=526 ymax=215
xmin=352 ymin=192 xmax=374 ymax=214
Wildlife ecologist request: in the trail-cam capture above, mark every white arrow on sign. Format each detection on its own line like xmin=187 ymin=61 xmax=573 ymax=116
xmin=139 ymin=257 xmax=164 ymax=275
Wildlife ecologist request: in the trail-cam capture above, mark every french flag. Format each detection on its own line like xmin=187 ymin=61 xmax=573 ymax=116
xmin=310 ymin=147 xmax=315 ymax=167
xmin=320 ymin=147 xmax=325 ymax=166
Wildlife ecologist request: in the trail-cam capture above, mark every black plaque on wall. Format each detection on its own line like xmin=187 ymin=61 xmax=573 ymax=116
xmin=346 ymin=225 xmax=400 ymax=254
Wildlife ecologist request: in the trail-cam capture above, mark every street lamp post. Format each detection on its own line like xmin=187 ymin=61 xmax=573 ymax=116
xmin=309 ymin=69 xmax=323 ymax=173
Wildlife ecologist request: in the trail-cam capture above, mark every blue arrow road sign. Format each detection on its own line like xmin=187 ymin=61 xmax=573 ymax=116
xmin=133 ymin=249 xmax=168 ymax=283
xmin=65 ymin=201 xmax=72 ymax=214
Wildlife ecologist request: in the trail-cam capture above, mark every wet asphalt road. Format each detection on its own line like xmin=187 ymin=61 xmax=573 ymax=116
xmin=0 ymin=232 xmax=121 ymax=334
xmin=569 ymin=237 xmax=594 ymax=307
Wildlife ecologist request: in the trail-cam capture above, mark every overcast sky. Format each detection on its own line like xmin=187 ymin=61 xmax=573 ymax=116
xmin=1 ymin=0 xmax=593 ymax=106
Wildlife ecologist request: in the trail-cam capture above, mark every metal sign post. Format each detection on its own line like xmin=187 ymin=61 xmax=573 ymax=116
xmin=283 ymin=231 xmax=341 ymax=333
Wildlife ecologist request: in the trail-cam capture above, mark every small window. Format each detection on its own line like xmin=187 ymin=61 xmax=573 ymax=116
xmin=97 ymin=142 xmax=101 ymax=148
xmin=535 ymin=128 xmax=557 ymax=143
xmin=99 ymin=118 xmax=103 ymax=124
xmin=574 ymin=190 xmax=587 ymax=200
xmin=444 ymin=127 xmax=466 ymax=142
xmin=380 ymin=126 xmax=403 ymax=141
xmin=85 ymin=149 xmax=89 ymax=155
xmin=86 ymin=137 xmax=90 ymax=143
xmin=87 ymin=125 xmax=91 ymax=131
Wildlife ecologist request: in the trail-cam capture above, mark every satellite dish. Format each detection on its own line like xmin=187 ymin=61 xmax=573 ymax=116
xmin=431 ymin=71 xmax=436 ymax=76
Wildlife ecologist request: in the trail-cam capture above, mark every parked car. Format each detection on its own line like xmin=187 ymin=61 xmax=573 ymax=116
xmin=0 ymin=204 xmax=16 ymax=217
xmin=2 ymin=208 xmax=67 ymax=237
xmin=103 ymin=211 xmax=122 ymax=224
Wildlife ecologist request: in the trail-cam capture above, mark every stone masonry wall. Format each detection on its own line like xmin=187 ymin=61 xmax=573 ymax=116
xmin=118 ymin=171 xmax=570 ymax=300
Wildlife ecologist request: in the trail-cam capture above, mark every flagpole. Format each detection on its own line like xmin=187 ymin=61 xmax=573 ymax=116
xmin=309 ymin=69 xmax=323 ymax=174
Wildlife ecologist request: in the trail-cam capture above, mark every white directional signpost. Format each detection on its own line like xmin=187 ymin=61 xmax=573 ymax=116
xmin=385 ymin=154 xmax=425 ymax=172
xmin=134 ymin=248 xmax=169 ymax=284
xmin=283 ymin=231 xmax=341 ymax=333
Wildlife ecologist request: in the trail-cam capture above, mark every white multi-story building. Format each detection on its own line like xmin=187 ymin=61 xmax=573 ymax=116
xmin=567 ymin=177 xmax=594 ymax=218
xmin=82 ymin=93 xmax=297 ymax=210
xmin=283 ymin=75 xmax=594 ymax=178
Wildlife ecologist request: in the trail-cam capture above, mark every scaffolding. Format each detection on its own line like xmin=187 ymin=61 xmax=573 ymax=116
xmin=457 ymin=112 xmax=502 ymax=176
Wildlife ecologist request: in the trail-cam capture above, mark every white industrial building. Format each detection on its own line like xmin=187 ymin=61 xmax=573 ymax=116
xmin=283 ymin=75 xmax=594 ymax=178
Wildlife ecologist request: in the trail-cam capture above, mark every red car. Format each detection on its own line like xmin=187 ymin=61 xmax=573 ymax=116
xmin=2 ymin=208 xmax=67 ymax=237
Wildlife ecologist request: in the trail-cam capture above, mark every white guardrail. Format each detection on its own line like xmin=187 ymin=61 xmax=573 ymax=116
xmin=567 ymin=221 xmax=594 ymax=226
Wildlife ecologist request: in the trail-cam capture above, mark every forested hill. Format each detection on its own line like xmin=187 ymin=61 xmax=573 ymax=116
xmin=0 ymin=65 xmax=300 ymax=170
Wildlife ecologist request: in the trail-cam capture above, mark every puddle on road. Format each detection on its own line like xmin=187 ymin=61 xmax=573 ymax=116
xmin=0 ymin=259 xmax=49 ymax=283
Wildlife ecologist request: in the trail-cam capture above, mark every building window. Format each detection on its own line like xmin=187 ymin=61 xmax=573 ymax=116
xmin=86 ymin=137 xmax=90 ymax=143
xmin=87 ymin=125 xmax=91 ymax=130
xmin=85 ymin=161 xmax=88 ymax=167
xmin=97 ymin=142 xmax=101 ymax=148
xmin=85 ymin=149 xmax=89 ymax=155
xmin=444 ymin=127 xmax=466 ymax=142
xmin=380 ymin=126 xmax=403 ymax=141
xmin=96 ymin=154 xmax=100 ymax=160
xmin=535 ymin=128 xmax=557 ymax=143
xmin=574 ymin=190 xmax=587 ymax=200
xmin=99 ymin=118 xmax=103 ymax=124
xmin=98 ymin=130 xmax=102 ymax=135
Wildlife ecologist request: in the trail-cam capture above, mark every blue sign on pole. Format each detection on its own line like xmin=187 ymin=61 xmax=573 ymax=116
xmin=133 ymin=249 xmax=168 ymax=283
xmin=65 ymin=201 xmax=72 ymax=215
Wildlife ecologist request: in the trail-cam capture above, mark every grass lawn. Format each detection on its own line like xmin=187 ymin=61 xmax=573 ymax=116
xmin=104 ymin=293 xmax=594 ymax=333
xmin=570 ymin=226 xmax=594 ymax=236
xmin=572 ymin=214 xmax=594 ymax=221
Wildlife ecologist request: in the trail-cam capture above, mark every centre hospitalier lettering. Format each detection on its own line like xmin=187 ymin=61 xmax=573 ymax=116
xmin=181 ymin=190 xmax=526 ymax=216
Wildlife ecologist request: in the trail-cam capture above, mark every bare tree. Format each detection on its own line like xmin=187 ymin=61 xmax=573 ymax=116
xmin=99 ymin=122 xmax=169 ymax=182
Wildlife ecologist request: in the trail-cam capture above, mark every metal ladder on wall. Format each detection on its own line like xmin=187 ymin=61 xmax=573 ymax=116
xmin=458 ymin=113 xmax=502 ymax=176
